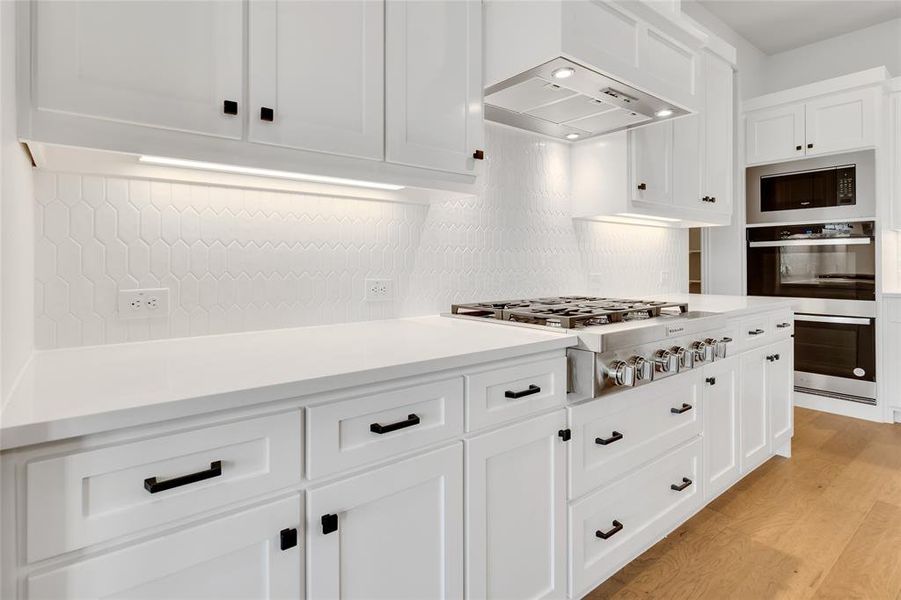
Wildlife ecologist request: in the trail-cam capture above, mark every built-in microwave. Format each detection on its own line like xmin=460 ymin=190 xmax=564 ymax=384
xmin=746 ymin=150 xmax=875 ymax=225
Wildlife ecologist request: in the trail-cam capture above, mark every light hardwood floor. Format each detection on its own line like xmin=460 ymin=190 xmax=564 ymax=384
xmin=588 ymin=407 xmax=901 ymax=599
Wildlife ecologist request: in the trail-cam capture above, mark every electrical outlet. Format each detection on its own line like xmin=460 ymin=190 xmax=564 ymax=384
xmin=118 ymin=288 xmax=169 ymax=319
xmin=364 ymin=278 xmax=393 ymax=301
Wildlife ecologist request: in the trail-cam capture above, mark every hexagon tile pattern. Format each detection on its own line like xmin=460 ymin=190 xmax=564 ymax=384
xmin=34 ymin=124 xmax=687 ymax=349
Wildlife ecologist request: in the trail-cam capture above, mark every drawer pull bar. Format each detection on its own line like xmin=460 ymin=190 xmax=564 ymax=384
xmin=748 ymin=329 xmax=764 ymax=336
xmin=671 ymin=477 xmax=693 ymax=492
xmin=370 ymin=413 xmax=421 ymax=434
xmin=671 ymin=403 xmax=693 ymax=415
xmin=143 ymin=460 xmax=222 ymax=494
xmin=595 ymin=431 xmax=623 ymax=446
xmin=596 ymin=520 xmax=624 ymax=540
xmin=777 ymin=322 xmax=792 ymax=329
xmin=505 ymin=384 xmax=541 ymax=399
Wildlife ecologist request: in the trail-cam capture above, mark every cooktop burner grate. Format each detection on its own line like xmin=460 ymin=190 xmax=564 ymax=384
xmin=451 ymin=297 xmax=688 ymax=329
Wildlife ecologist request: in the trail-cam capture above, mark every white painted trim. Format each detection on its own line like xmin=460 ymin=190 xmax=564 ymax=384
xmin=743 ymin=67 xmax=890 ymax=113
xmin=794 ymin=390 xmax=884 ymax=423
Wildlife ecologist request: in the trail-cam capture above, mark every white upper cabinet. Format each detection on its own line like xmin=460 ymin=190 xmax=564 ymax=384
xmin=804 ymin=88 xmax=876 ymax=157
xmin=307 ymin=444 xmax=463 ymax=599
xmin=893 ymin=91 xmax=901 ymax=231
xmin=32 ymin=0 xmax=244 ymax=138
xmin=672 ymin=114 xmax=702 ymax=210
xmin=745 ymin=104 xmax=806 ymax=165
xmin=745 ymin=86 xmax=878 ymax=166
xmin=385 ymin=0 xmax=483 ymax=175
xmin=701 ymin=52 xmax=734 ymax=214
xmin=248 ymin=0 xmax=384 ymax=160
xmin=630 ymin=122 xmax=673 ymax=205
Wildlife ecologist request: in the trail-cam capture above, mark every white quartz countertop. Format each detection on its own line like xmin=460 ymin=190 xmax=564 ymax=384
xmin=648 ymin=294 xmax=798 ymax=316
xmin=0 ymin=316 xmax=576 ymax=451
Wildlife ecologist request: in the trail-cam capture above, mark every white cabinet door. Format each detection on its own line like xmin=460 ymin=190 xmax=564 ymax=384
xmin=702 ymin=356 xmax=740 ymax=500
xmin=248 ymin=0 xmax=384 ymax=159
xmin=27 ymin=495 xmax=302 ymax=599
xmin=33 ymin=1 xmax=243 ymax=139
xmin=745 ymin=104 xmax=805 ymax=165
xmin=895 ymin=93 xmax=901 ymax=230
xmin=465 ymin=411 xmax=567 ymax=600
xmin=386 ymin=0 xmax=483 ymax=175
xmin=768 ymin=338 xmax=795 ymax=451
xmin=307 ymin=444 xmax=463 ymax=599
xmin=672 ymin=115 xmax=702 ymax=210
xmin=739 ymin=347 xmax=771 ymax=472
xmin=804 ymin=88 xmax=876 ymax=157
xmin=702 ymin=52 xmax=734 ymax=214
xmin=630 ymin=121 xmax=673 ymax=205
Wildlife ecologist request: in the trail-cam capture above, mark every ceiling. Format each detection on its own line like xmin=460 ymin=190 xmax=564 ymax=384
xmin=698 ymin=0 xmax=901 ymax=54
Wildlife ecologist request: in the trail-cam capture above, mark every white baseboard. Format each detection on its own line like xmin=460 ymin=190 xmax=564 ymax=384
xmin=794 ymin=390 xmax=884 ymax=422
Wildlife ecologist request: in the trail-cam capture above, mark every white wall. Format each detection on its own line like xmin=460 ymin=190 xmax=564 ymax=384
xmin=760 ymin=18 xmax=901 ymax=95
xmin=0 ymin=1 xmax=35 ymax=402
xmin=33 ymin=123 xmax=688 ymax=349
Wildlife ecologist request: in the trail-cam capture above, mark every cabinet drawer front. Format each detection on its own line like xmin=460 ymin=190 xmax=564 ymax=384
xmin=569 ymin=371 xmax=701 ymax=499
xmin=307 ymin=378 xmax=464 ymax=479
xmin=570 ymin=438 xmax=702 ymax=598
xmin=465 ymin=356 xmax=566 ymax=431
xmin=739 ymin=316 xmax=772 ymax=349
xmin=25 ymin=411 xmax=301 ymax=563
xmin=28 ymin=495 xmax=302 ymax=599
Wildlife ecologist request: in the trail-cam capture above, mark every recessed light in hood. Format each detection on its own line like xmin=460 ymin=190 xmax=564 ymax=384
xmin=484 ymin=57 xmax=690 ymax=141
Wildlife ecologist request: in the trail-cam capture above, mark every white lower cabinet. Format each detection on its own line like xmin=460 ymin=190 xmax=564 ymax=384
xmin=26 ymin=495 xmax=303 ymax=600
xmin=307 ymin=444 xmax=463 ymax=599
xmin=465 ymin=411 xmax=567 ymax=600
xmin=702 ymin=356 xmax=741 ymax=500
xmin=740 ymin=346 xmax=771 ymax=471
xmin=569 ymin=438 xmax=702 ymax=599
xmin=769 ymin=338 xmax=795 ymax=452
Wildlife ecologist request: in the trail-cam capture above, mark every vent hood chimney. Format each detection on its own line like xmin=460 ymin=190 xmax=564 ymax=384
xmin=483 ymin=0 xmax=706 ymax=141
xmin=484 ymin=57 xmax=689 ymax=141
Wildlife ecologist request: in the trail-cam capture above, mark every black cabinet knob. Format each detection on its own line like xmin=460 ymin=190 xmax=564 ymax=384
xmin=260 ymin=106 xmax=274 ymax=122
xmin=705 ymin=377 xmax=716 ymax=385
xmin=795 ymin=145 xmax=802 ymax=151
xmin=473 ymin=149 xmax=485 ymax=160
xmin=223 ymin=100 xmax=238 ymax=115
xmin=280 ymin=528 xmax=298 ymax=550
xmin=807 ymin=143 xmax=814 ymax=149
xmin=637 ymin=183 xmax=647 ymax=190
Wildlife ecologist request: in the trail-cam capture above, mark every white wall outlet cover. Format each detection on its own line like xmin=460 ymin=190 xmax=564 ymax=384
xmin=117 ymin=288 xmax=170 ymax=319
xmin=364 ymin=278 xmax=394 ymax=301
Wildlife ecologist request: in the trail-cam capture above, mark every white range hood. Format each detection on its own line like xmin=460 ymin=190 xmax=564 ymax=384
xmin=484 ymin=0 xmax=708 ymax=141
xmin=484 ymin=57 xmax=690 ymax=141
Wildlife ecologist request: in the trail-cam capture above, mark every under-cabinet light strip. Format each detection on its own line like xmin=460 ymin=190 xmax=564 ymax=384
xmin=138 ymin=155 xmax=406 ymax=191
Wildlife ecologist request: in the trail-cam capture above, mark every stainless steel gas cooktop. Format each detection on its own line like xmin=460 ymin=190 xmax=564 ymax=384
xmin=450 ymin=296 xmax=688 ymax=329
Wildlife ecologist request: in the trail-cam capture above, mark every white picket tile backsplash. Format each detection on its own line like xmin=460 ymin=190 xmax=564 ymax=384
xmin=34 ymin=124 xmax=687 ymax=349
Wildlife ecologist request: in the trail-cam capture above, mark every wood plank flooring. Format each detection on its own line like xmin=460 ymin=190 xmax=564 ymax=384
xmin=587 ymin=408 xmax=901 ymax=599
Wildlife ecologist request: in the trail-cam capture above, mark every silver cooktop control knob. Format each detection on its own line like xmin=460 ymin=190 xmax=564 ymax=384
xmin=670 ymin=346 xmax=694 ymax=370
xmin=608 ymin=360 xmax=635 ymax=386
xmin=654 ymin=349 xmax=679 ymax=373
xmin=692 ymin=340 xmax=714 ymax=363
xmin=706 ymin=336 xmax=732 ymax=359
xmin=629 ymin=355 xmax=654 ymax=382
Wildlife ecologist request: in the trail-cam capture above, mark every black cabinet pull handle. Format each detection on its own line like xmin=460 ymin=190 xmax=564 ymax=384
xmin=710 ymin=196 xmax=716 ymax=202
xmin=321 ymin=513 xmax=338 ymax=535
xmin=671 ymin=403 xmax=692 ymax=415
xmin=260 ymin=106 xmax=274 ymax=122
xmin=558 ymin=428 xmax=572 ymax=441
xmin=637 ymin=182 xmax=647 ymax=190
xmin=777 ymin=322 xmax=791 ymax=328
xmin=595 ymin=431 xmax=623 ymax=446
xmin=766 ymin=354 xmax=776 ymax=362
xmin=596 ymin=520 xmax=624 ymax=540
xmin=280 ymin=528 xmax=298 ymax=550
xmin=706 ymin=377 xmax=716 ymax=385
xmin=774 ymin=353 xmax=780 ymax=361
xmin=796 ymin=145 xmax=802 ymax=151
xmin=144 ymin=460 xmax=222 ymax=494
xmin=370 ymin=413 xmax=420 ymax=434
xmin=223 ymin=100 xmax=238 ymax=115
xmin=473 ymin=149 xmax=485 ymax=160
xmin=671 ymin=477 xmax=693 ymax=492
xmin=505 ymin=384 xmax=541 ymax=399
xmin=807 ymin=143 xmax=814 ymax=149
xmin=748 ymin=329 xmax=764 ymax=335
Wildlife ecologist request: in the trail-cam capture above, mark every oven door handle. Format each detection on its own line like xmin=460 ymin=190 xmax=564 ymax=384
xmin=794 ymin=314 xmax=873 ymax=326
xmin=748 ymin=238 xmax=872 ymax=248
